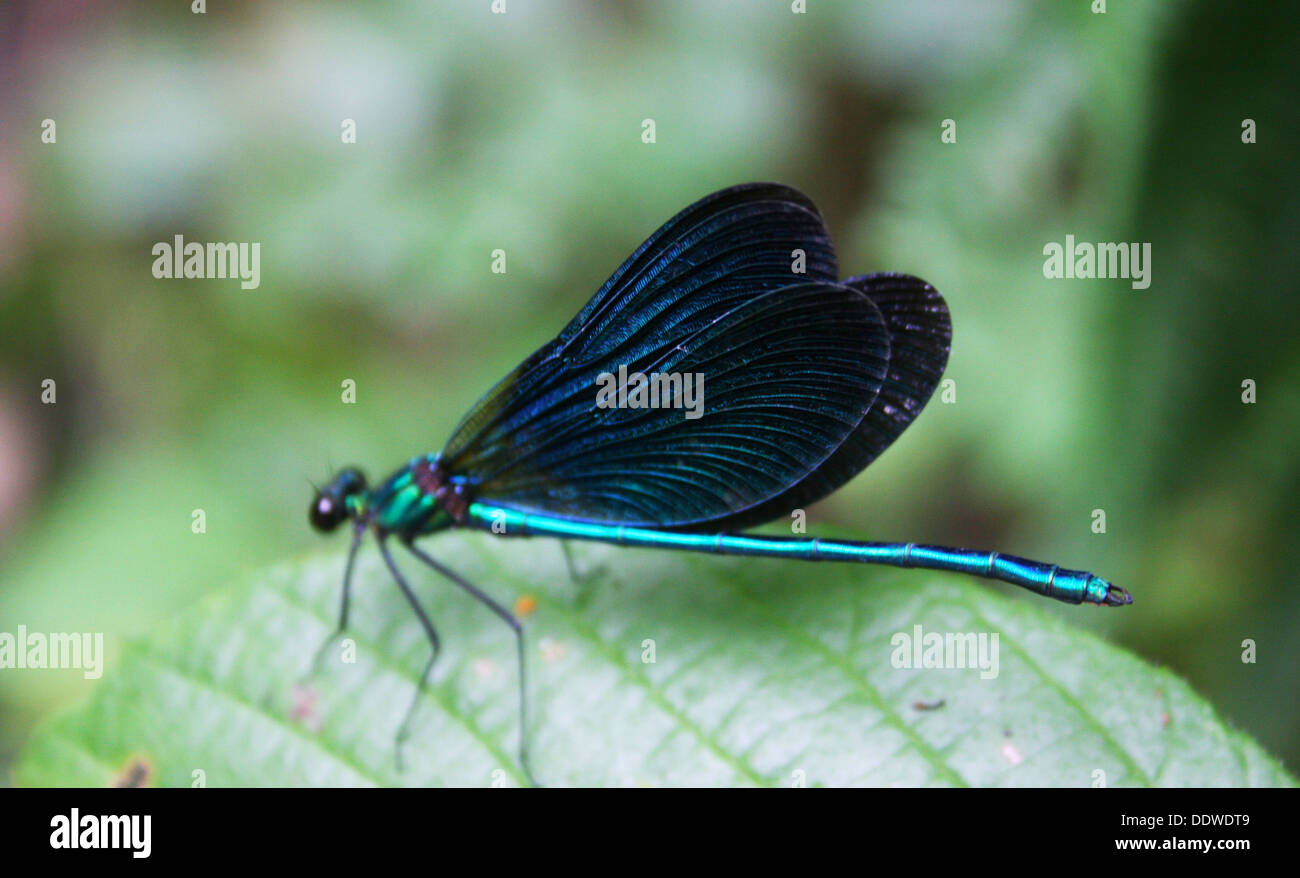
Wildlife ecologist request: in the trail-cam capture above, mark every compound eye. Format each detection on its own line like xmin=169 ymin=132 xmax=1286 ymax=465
xmin=309 ymin=495 xmax=343 ymax=533
xmin=338 ymin=468 xmax=368 ymax=497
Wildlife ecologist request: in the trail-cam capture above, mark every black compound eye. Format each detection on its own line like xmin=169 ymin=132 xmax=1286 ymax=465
xmin=309 ymin=495 xmax=344 ymax=533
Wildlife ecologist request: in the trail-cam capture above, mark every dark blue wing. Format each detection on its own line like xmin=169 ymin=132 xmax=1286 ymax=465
xmin=441 ymin=183 xmax=838 ymax=475
xmin=441 ymin=184 xmax=837 ymax=470
xmin=700 ymin=272 xmax=951 ymax=531
xmin=446 ymin=282 xmax=890 ymax=526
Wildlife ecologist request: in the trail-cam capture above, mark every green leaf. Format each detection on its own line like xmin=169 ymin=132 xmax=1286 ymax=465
xmin=14 ymin=533 xmax=1295 ymax=788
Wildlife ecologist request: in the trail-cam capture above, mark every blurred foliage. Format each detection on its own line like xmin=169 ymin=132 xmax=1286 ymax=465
xmin=1 ymin=0 xmax=1296 ymax=781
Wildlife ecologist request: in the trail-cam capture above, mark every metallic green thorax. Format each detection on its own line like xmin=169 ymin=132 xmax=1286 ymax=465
xmin=366 ymin=454 xmax=459 ymax=536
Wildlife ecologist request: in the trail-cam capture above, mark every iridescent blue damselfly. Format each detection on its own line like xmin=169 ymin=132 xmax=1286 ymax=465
xmin=307 ymin=183 xmax=1131 ymax=785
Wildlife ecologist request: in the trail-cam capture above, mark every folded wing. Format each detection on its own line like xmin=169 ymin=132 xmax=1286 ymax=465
xmin=445 ymin=281 xmax=890 ymax=526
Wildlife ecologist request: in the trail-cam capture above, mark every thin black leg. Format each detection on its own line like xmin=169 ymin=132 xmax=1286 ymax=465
xmin=377 ymin=536 xmax=442 ymax=772
xmin=304 ymin=521 xmax=364 ymax=679
xmin=560 ymin=540 xmax=582 ymax=583
xmin=402 ymin=538 xmax=539 ymax=787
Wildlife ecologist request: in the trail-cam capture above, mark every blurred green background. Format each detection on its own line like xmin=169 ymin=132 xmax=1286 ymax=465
xmin=1 ymin=0 xmax=1296 ymax=783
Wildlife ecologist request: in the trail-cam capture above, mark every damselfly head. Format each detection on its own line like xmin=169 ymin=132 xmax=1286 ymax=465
xmin=310 ymin=467 xmax=368 ymax=533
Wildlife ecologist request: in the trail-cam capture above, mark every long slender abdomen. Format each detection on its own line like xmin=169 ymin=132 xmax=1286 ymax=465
xmin=464 ymin=503 xmax=1130 ymax=607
